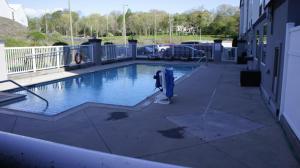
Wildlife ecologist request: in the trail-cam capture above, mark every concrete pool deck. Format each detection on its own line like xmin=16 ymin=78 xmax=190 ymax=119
xmin=0 ymin=62 xmax=299 ymax=167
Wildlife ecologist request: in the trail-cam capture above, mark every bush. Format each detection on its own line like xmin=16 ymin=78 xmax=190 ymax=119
xmin=4 ymin=38 xmax=29 ymax=47
xmin=53 ymin=41 xmax=69 ymax=46
xmin=49 ymin=31 xmax=64 ymax=42
xmin=28 ymin=31 xmax=46 ymax=45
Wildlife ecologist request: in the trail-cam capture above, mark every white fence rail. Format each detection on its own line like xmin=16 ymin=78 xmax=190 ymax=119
xmin=4 ymin=43 xmax=235 ymax=75
xmin=222 ymin=47 xmax=238 ymax=62
xmin=5 ymin=45 xmax=93 ymax=75
xmin=280 ymin=23 xmax=300 ymax=140
xmin=101 ymin=44 xmax=132 ymax=62
xmin=137 ymin=44 xmax=212 ymax=60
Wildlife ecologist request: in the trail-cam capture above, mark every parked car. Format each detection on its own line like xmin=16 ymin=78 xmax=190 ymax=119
xmin=157 ymin=44 xmax=170 ymax=52
xmin=181 ymin=41 xmax=201 ymax=45
xmin=164 ymin=45 xmax=204 ymax=60
xmin=137 ymin=45 xmax=158 ymax=55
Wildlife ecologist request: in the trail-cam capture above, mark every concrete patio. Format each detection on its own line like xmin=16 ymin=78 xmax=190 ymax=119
xmin=0 ymin=62 xmax=299 ymax=168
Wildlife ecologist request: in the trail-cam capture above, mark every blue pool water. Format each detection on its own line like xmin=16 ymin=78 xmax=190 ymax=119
xmin=3 ymin=64 xmax=196 ymax=116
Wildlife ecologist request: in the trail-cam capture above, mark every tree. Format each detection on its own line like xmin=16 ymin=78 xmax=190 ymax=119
xmin=26 ymin=4 xmax=240 ymax=40
xmin=208 ymin=4 xmax=240 ymax=37
xmin=28 ymin=17 xmax=41 ymax=32
xmin=28 ymin=31 xmax=46 ymax=45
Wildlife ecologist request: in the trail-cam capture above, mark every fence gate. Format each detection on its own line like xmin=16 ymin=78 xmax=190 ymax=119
xmin=280 ymin=23 xmax=300 ymax=140
xmin=222 ymin=47 xmax=237 ymax=62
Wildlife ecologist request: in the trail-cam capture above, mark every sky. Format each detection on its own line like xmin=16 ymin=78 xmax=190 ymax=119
xmin=7 ymin=0 xmax=240 ymax=17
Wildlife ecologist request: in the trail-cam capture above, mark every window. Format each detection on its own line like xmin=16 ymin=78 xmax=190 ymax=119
xmin=255 ymin=30 xmax=260 ymax=59
xmin=261 ymin=24 xmax=268 ymax=64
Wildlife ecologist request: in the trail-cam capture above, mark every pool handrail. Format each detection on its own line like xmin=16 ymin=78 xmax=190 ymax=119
xmin=0 ymin=80 xmax=49 ymax=110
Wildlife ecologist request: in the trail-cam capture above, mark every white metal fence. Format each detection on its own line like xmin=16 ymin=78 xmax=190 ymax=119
xmin=137 ymin=44 xmax=212 ymax=60
xmin=222 ymin=47 xmax=238 ymax=62
xmin=101 ymin=44 xmax=133 ymax=62
xmin=5 ymin=45 xmax=93 ymax=74
xmin=4 ymin=43 xmax=237 ymax=75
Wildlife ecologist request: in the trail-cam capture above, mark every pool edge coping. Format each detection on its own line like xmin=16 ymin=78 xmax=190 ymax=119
xmin=0 ymin=60 xmax=203 ymax=121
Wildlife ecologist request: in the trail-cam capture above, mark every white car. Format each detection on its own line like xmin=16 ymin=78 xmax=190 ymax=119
xmin=157 ymin=45 xmax=170 ymax=52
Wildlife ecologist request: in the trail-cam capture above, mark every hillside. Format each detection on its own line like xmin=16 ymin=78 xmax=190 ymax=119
xmin=0 ymin=16 xmax=27 ymax=39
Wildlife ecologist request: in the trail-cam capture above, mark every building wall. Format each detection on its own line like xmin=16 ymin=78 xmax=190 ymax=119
xmin=0 ymin=1 xmax=28 ymax=27
xmin=0 ymin=0 xmax=12 ymax=19
xmin=252 ymin=16 xmax=267 ymax=71
xmin=239 ymin=1 xmax=245 ymax=35
xmin=239 ymin=0 xmax=264 ymax=37
xmin=261 ymin=0 xmax=288 ymax=112
xmin=239 ymin=0 xmax=292 ymax=114
xmin=251 ymin=1 xmax=260 ymax=27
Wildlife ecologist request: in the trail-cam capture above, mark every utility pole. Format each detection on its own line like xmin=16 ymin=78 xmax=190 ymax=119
xmin=199 ymin=27 xmax=202 ymax=41
xmin=169 ymin=14 xmax=172 ymax=44
xmin=45 ymin=14 xmax=48 ymax=35
xmin=68 ymin=0 xmax=74 ymax=46
xmin=106 ymin=15 xmax=109 ymax=35
xmin=123 ymin=5 xmax=128 ymax=45
xmin=154 ymin=11 xmax=157 ymax=44
xmin=90 ymin=26 xmax=93 ymax=36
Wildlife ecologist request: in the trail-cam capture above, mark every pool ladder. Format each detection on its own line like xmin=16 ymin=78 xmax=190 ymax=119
xmin=193 ymin=55 xmax=208 ymax=66
xmin=0 ymin=80 xmax=49 ymax=111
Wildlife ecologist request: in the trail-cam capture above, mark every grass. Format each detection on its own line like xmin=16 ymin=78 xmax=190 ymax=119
xmin=102 ymin=34 xmax=231 ymax=44
xmin=4 ymin=38 xmax=30 ymax=47
xmin=63 ymin=34 xmax=233 ymax=46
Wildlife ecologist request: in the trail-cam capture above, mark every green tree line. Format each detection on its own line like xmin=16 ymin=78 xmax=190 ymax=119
xmin=28 ymin=4 xmax=239 ymax=39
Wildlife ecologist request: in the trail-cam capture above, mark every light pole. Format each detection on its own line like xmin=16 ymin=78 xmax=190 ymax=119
xmin=123 ymin=5 xmax=128 ymax=45
xmin=68 ymin=0 xmax=74 ymax=46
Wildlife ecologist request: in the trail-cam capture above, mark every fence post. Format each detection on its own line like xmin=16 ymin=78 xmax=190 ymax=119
xmin=213 ymin=39 xmax=223 ymax=63
xmin=88 ymin=39 xmax=102 ymax=65
xmin=32 ymin=48 xmax=37 ymax=72
xmin=104 ymin=46 xmax=108 ymax=61
xmin=125 ymin=45 xmax=127 ymax=58
xmin=234 ymin=47 xmax=238 ymax=63
xmin=192 ymin=44 xmax=194 ymax=59
xmin=0 ymin=41 xmax=8 ymax=80
xmin=152 ymin=45 xmax=155 ymax=56
xmin=172 ymin=45 xmax=175 ymax=57
xmin=56 ymin=47 xmax=60 ymax=68
xmin=128 ymin=40 xmax=137 ymax=59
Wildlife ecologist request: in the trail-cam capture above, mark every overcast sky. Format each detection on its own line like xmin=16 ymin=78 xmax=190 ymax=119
xmin=7 ymin=0 xmax=240 ymax=17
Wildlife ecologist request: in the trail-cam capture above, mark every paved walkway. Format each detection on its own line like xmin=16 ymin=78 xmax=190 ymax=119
xmin=0 ymin=63 xmax=299 ymax=168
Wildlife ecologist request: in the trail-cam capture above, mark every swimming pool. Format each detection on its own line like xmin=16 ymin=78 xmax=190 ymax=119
xmin=2 ymin=63 xmax=197 ymax=116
